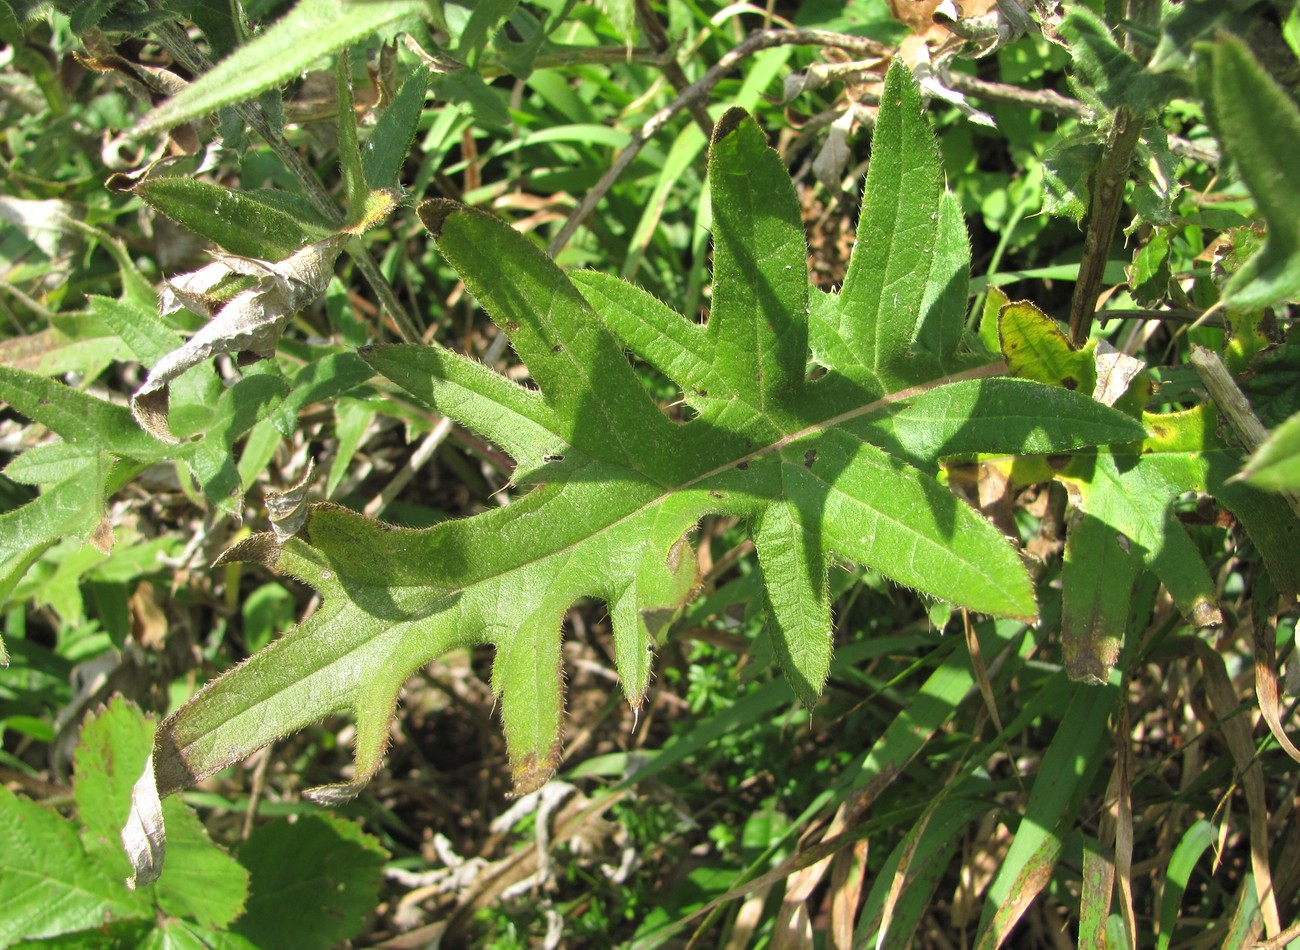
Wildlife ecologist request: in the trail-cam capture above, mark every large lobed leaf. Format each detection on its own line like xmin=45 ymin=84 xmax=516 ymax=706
xmin=124 ymin=62 xmax=1145 ymax=883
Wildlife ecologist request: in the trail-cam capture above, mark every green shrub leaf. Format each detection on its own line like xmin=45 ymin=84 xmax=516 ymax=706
xmin=233 ymin=815 xmax=387 ymax=949
xmin=362 ymin=64 xmax=431 ymax=192
xmin=134 ymin=179 xmax=333 ymax=260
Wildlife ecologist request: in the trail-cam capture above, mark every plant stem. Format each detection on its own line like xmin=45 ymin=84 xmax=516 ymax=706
xmin=1068 ymin=105 xmax=1143 ymax=346
xmin=635 ymin=0 xmax=714 ymax=137
xmin=942 ymin=72 xmax=1217 ymax=165
xmin=547 ymin=28 xmax=888 ymax=257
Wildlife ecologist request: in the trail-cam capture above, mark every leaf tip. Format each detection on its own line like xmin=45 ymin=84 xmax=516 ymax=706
xmin=213 ymin=531 xmax=283 ymax=569
xmin=710 ymin=107 xmax=751 ymax=148
xmin=131 ymin=387 xmax=180 ymax=444
xmin=417 ymin=198 xmax=464 ymax=238
xmin=510 ymin=743 xmax=562 ymax=796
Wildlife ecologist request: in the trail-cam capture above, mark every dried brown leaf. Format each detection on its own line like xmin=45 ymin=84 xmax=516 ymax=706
xmin=132 ymin=235 xmax=346 ymax=442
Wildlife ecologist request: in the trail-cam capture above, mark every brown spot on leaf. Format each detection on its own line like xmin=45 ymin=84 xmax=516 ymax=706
xmin=212 ymin=531 xmax=283 ymax=569
xmin=1190 ymin=599 xmax=1223 ymax=629
xmin=710 ymin=107 xmax=748 ymax=147
xmin=804 ymin=449 xmax=817 ymax=468
xmin=512 ymin=744 xmax=561 ymax=796
xmin=416 ymin=198 xmax=462 ymax=237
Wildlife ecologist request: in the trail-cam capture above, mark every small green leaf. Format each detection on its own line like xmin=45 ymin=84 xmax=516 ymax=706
xmin=87 ymin=294 xmax=180 ymax=365
xmin=1240 ymin=410 xmax=1300 ymax=490
xmin=999 ymin=300 xmax=1097 ymax=394
xmin=135 ymin=179 xmax=332 ymax=260
xmin=1042 ymin=132 xmax=1099 ymax=223
xmin=181 ymin=373 xmax=291 ymax=509
xmin=362 ymin=65 xmax=431 ymax=191
xmin=1212 ymin=35 xmax=1300 ymax=310
xmin=439 ymin=69 xmax=511 ymax=127
xmin=0 ymin=453 xmax=109 ymax=564
xmin=1130 ymin=228 xmax=1171 ymax=307
xmin=1157 ymin=820 xmax=1216 ymax=950
xmin=74 ymin=700 xmax=248 ymax=928
xmin=977 ymin=286 xmax=1008 ymax=356
xmin=4 ymin=441 xmax=101 ymax=486
xmin=232 ymin=815 xmax=386 ymax=950
xmin=446 ymin=0 xmax=518 ymax=65
xmin=0 ymin=365 xmax=166 ymax=461
xmin=136 ymin=0 xmax=426 ymax=133
xmin=1059 ymin=6 xmax=1185 ymax=115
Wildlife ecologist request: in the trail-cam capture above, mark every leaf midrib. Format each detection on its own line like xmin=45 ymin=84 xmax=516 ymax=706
xmin=353 ymin=361 xmax=1007 ymax=595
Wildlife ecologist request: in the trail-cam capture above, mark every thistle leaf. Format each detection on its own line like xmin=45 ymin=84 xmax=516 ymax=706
xmin=125 ymin=62 xmax=1148 ymax=884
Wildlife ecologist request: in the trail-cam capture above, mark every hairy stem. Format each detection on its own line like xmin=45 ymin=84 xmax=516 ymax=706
xmin=1068 ymin=105 xmax=1142 ymax=346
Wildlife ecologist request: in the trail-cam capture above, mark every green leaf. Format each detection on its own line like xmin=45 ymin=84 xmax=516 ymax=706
xmin=87 ymin=294 xmax=181 ymax=365
xmin=75 ymin=699 xmax=248 ymax=930
xmin=362 ymin=64 xmax=431 ymax=192
xmin=445 ymin=0 xmax=518 ymax=66
xmin=979 ymin=682 xmax=1117 ymax=942
xmin=439 ymin=68 xmax=511 ymax=127
xmin=128 ymin=64 xmax=1148 ymax=881
xmin=1061 ymin=512 xmax=1141 ymax=684
xmin=0 ymin=785 xmax=142 ymax=944
xmin=0 ymin=0 xmax=19 ymax=43
xmin=817 ymin=62 xmax=976 ymax=391
xmin=1241 ymin=409 xmax=1300 ymax=491
xmin=0 ymin=365 xmax=166 ymax=461
xmin=134 ymin=179 xmax=332 ymax=260
xmin=1042 ymin=132 xmax=1099 ymax=224
xmin=0 ymin=451 xmax=109 ymax=564
xmin=232 ymin=815 xmax=387 ymax=949
xmin=135 ymin=0 xmax=427 ymax=133
xmin=1157 ymin=820 xmax=1216 ymax=950
xmin=181 ymin=373 xmax=291 ymax=510
xmin=1059 ymin=6 xmax=1184 ymax=116
xmin=999 ymin=301 xmax=1096 ymax=393
xmin=1211 ymin=35 xmax=1300 ymax=310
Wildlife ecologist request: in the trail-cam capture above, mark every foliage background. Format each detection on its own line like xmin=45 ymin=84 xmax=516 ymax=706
xmin=1 ymin=0 xmax=1299 ymax=947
